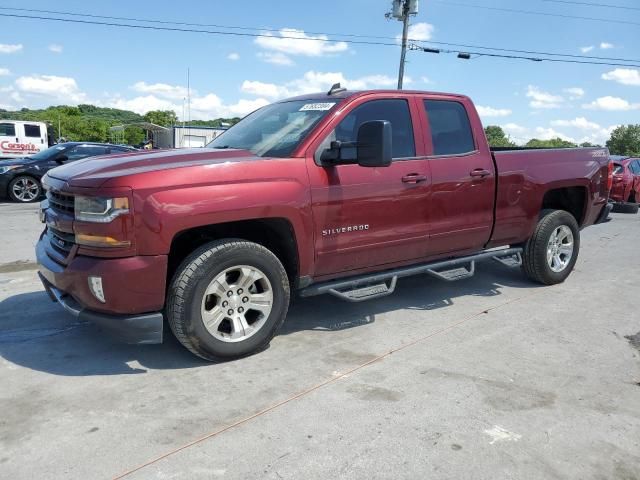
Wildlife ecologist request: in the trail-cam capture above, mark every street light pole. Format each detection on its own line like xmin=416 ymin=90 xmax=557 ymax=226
xmin=397 ymin=0 xmax=410 ymax=90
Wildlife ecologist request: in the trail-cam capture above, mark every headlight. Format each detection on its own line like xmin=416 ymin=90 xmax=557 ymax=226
xmin=0 ymin=166 xmax=19 ymax=175
xmin=74 ymin=195 xmax=129 ymax=223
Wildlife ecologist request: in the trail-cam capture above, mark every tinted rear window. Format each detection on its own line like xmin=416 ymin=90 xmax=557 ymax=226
xmin=24 ymin=124 xmax=41 ymax=137
xmin=0 ymin=123 xmax=16 ymax=137
xmin=424 ymin=100 xmax=476 ymax=156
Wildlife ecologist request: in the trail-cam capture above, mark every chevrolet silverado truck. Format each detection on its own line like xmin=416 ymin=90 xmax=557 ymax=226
xmin=36 ymin=86 xmax=613 ymax=360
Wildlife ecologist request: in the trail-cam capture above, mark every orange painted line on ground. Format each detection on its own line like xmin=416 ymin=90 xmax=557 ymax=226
xmin=113 ymin=290 xmax=541 ymax=479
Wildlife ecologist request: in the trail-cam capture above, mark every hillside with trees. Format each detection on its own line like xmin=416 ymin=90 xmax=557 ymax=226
xmin=0 ymin=105 xmax=240 ymax=145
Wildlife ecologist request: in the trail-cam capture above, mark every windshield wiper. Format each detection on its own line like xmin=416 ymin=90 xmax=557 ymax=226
xmin=212 ymin=145 xmax=232 ymax=149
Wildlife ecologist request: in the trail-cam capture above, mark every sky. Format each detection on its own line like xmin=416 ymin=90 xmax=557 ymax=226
xmin=0 ymin=0 xmax=638 ymax=145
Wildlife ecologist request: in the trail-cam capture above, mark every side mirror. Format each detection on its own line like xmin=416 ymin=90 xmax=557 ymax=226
xmin=56 ymin=154 xmax=68 ymax=163
xmin=356 ymin=120 xmax=392 ymax=168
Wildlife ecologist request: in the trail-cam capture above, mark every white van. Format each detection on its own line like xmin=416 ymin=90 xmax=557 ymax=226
xmin=0 ymin=120 xmax=50 ymax=159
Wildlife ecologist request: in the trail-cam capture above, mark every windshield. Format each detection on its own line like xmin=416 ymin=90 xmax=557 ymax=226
xmin=613 ymin=164 xmax=624 ymax=175
xmin=28 ymin=144 xmax=69 ymax=161
xmin=207 ymin=99 xmax=341 ymax=157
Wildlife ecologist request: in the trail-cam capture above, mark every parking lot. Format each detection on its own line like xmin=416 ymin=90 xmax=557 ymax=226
xmin=0 ymin=204 xmax=639 ymax=479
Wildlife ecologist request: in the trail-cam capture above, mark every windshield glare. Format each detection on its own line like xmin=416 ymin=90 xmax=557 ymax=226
xmin=207 ymin=100 xmax=340 ymax=157
xmin=29 ymin=145 xmax=68 ymax=161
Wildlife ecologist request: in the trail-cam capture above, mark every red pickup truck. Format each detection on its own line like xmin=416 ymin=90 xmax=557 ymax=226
xmin=36 ymin=87 xmax=613 ymax=360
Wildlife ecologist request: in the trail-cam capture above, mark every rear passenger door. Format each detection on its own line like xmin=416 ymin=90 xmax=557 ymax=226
xmin=419 ymin=98 xmax=495 ymax=256
xmin=24 ymin=123 xmax=45 ymax=152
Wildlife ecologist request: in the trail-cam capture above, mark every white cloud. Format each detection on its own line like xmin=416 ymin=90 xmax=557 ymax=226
xmin=255 ymin=28 xmax=348 ymax=57
xmin=580 ymin=46 xmax=594 ymax=53
xmin=476 ymin=106 xmax=512 ymax=118
xmin=534 ymin=127 xmax=575 ymax=142
xmin=404 ymin=22 xmax=434 ymax=41
xmin=526 ymin=85 xmax=564 ymax=109
xmin=564 ymin=87 xmax=585 ymax=99
xmin=421 ymin=76 xmax=432 ymax=84
xmin=550 ymin=117 xmax=600 ymax=130
xmin=257 ymin=52 xmax=294 ymax=66
xmin=241 ymin=80 xmax=287 ymax=99
xmin=0 ymin=68 xmax=10 ymax=76
xmin=602 ymin=68 xmax=640 ymax=86
xmin=227 ymin=52 xmax=240 ymax=61
xmin=241 ymin=71 xmax=398 ymax=100
xmin=15 ymin=75 xmax=86 ymax=103
xmin=48 ymin=44 xmax=63 ymax=54
xmin=131 ymin=81 xmax=188 ymax=100
xmin=600 ymin=42 xmax=614 ymax=49
xmin=109 ymin=92 xmax=269 ymax=120
xmin=0 ymin=43 xmax=22 ymax=54
xmin=583 ymin=96 xmax=640 ymax=111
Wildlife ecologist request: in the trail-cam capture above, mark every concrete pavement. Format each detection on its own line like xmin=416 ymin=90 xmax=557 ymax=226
xmin=0 ymin=212 xmax=638 ymax=479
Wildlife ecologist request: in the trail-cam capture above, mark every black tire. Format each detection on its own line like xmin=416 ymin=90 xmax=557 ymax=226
xmin=522 ymin=209 xmax=580 ymax=285
xmin=8 ymin=175 xmax=41 ymax=203
xmin=611 ymin=202 xmax=639 ymax=214
xmin=166 ymin=239 xmax=290 ymax=361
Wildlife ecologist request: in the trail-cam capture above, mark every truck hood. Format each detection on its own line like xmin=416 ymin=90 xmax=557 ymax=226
xmin=46 ymin=148 xmax=259 ymax=187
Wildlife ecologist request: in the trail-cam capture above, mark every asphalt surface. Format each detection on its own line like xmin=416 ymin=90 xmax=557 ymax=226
xmin=0 ymin=200 xmax=42 ymax=268
xmin=0 ymin=209 xmax=639 ymax=479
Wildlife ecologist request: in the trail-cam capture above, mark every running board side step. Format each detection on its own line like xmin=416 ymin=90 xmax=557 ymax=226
xmin=299 ymin=247 xmax=523 ymax=302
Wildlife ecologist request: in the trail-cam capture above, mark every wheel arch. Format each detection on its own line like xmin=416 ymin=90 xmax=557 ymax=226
xmin=167 ymin=217 xmax=300 ymax=288
xmin=540 ymin=186 xmax=588 ymax=227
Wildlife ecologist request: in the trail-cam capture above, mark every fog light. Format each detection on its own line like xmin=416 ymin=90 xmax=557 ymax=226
xmin=88 ymin=276 xmax=106 ymax=303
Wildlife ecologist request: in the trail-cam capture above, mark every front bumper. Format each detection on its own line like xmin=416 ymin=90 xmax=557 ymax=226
xmin=36 ymin=234 xmax=167 ymax=344
xmin=39 ymin=272 xmax=163 ymax=344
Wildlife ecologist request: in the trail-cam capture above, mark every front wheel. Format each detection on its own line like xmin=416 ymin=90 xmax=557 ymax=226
xmin=166 ymin=240 xmax=290 ymax=361
xmin=8 ymin=175 xmax=41 ymax=202
xmin=522 ymin=209 xmax=580 ymax=285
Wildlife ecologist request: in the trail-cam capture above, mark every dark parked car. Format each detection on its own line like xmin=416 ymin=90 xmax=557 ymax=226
xmin=0 ymin=142 xmax=136 ymax=202
xmin=610 ymin=155 xmax=640 ymax=214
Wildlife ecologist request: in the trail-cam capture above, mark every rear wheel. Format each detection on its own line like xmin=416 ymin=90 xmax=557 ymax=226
xmin=166 ymin=240 xmax=290 ymax=361
xmin=522 ymin=209 xmax=580 ymax=285
xmin=611 ymin=202 xmax=639 ymax=214
xmin=8 ymin=175 xmax=41 ymax=203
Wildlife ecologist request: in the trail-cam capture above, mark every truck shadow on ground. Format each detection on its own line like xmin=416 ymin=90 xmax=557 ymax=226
xmin=0 ymin=261 xmax=541 ymax=376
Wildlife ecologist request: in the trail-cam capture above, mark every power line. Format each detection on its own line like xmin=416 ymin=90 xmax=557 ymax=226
xmin=0 ymin=6 xmax=402 ymax=42
xmin=0 ymin=11 xmax=639 ymax=68
xmin=540 ymin=0 xmax=640 ymax=11
xmin=410 ymin=44 xmax=640 ymax=67
xmin=416 ymin=39 xmax=640 ymax=63
xmin=433 ymin=0 xmax=640 ymax=26
xmin=1 ymin=5 xmax=639 ymax=64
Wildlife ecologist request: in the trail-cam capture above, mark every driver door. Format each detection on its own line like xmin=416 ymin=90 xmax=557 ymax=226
xmin=306 ymin=95 xmax=432 ymax=278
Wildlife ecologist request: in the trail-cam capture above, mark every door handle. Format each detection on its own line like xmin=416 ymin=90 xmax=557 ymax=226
xmin=402 ymin=174 xmax=428 ymax=184
xmin=470 ymin=168 xmax=491 ymax=178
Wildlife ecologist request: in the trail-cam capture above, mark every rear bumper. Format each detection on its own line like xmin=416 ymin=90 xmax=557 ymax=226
xmin=36 ymin=233 xmax=167 ymax=344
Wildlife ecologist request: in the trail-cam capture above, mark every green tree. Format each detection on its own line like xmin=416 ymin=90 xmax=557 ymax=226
xmin=580 ymin=142 xmax=598 ymax=148
xmin=484 ymin=125 xmax=516 ymax=148
xmin=525 ymin=138 xmax=577 ymax=148
xmin=606 ymin=125 xmax=640 ymax=156
xmin=143 ymin=110 xmax=178 ymax=127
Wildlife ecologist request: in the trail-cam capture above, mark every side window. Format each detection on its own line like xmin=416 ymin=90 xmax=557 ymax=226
xmin=632 ymin=161 xmax=640 ymax=174
xmin=65 ymin=145 xmax=107 ymax=161
xmin=613 ymin=164 xmax=623 ymax=175
xmin=424 ymin=100 xmax=476 ymax=156
xmin=333 ymin=99 xmax=416 ymax=159
xmin=0 ymin=123 xmax=16 ymax=137
xmin=24 ymin=124 xmax=41 ymax=138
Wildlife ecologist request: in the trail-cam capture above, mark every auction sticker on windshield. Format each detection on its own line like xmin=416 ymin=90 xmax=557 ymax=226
xmin=299 ymin=102 xmax=336 ymax=111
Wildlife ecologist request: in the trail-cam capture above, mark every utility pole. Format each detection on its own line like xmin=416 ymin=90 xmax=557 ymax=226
xmin=397 ymin=1 xmax=410 ymax=90
xmin=388 ymin=0 xmax=419 ymax=90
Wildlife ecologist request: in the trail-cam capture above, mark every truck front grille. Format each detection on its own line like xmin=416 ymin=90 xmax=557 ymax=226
xmin=48 ymin=226 xmax=76 ymax=255
xmin=47 ymin=190 xmax=75 ymax=215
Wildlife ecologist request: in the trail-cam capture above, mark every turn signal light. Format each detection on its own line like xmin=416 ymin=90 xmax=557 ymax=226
xmin=76 ymin=234 xmax=131 ymax=248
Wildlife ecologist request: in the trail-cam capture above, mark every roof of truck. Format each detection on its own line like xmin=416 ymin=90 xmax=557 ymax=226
xmin=279 ymin=89 xmax=466 ymax=103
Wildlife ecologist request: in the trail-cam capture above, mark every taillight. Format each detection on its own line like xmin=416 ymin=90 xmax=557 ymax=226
xmin=607 ymin=161 xmax=613 ymax=192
